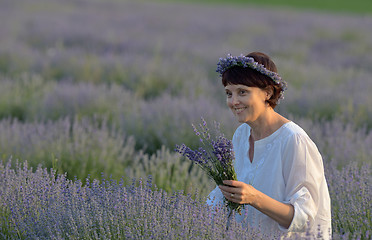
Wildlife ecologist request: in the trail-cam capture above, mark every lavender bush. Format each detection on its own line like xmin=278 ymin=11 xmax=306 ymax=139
xmin=0 ymin=74 xmax=238 ymax=153
xmin=0 ymin=117 xmax=136 ymax=180
xmin=1 ymin=115 xmax=369 ymax=190
xmin=0 ymin=118 xmax=213 ymax=195
xmin=1 ymin=75 xmax=370 ymax=164
xmin=0 ymin=159 xmax=370 ymax=239
xmin=123 ymin=94 xmax=238 ymax=153
xmin=0 ymin=160 xmax=266 ymax=239
xmin=325 ymin=161 xmax=371 ymax=239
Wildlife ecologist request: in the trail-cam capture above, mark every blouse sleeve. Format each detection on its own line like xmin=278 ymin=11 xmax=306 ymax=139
xmin=279 ymin=133 xmax=325 ymax=232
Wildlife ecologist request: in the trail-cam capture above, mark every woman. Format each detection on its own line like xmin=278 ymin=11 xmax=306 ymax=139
xmin=207 ymin=52 xmax=332 ymax=239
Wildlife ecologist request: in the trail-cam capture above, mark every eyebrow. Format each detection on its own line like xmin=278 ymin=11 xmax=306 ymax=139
xmin=224 ymin=86 xmax=250 ymax=91
xmin=235 ymin=87 xmax=250 ymax=92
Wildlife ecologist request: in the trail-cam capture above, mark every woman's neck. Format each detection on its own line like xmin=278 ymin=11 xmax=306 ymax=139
xmin=248 ymin=111 xmax=289 ymax=141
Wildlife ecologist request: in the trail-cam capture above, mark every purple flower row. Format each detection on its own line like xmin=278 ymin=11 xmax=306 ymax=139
xmin=0 ymin=117 xmax=213 ymax=195
xmin=0 ymin=160 xmax=265 ymax=239
xmin=0 ymin=159 xmax=370 ymax=239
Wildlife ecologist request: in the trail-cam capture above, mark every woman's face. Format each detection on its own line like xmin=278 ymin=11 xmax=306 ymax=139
xmin=225 ymin=84 xmax=268 ymax=124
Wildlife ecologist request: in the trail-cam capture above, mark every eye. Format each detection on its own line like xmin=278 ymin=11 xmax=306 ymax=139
xmin=239 ymin=90 xmax=247 ymax=95
xmin=225 ymin=91 xmax=232 ymax=98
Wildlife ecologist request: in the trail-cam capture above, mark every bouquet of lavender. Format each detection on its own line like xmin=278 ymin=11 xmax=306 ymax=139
xmin=175 ymin=118 xmax=242 ymax=215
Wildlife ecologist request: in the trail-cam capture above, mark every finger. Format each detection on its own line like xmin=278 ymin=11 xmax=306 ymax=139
xmin=220 ymin=189 xmax=230 ymax=198
xmin=222 ymin=180 xmax=235 ymax=186
xmin=219 ymin=185 xmax=239 ymax=194
xmin=220 ymin=188 xmax=241 ymax=200
xmin=220 ymin=189 xmax=233 ymax=197
xmin=223 ymin=180 xmax=245 ymax=187
xmin=220 ymin=189 xmax=236 ymax=201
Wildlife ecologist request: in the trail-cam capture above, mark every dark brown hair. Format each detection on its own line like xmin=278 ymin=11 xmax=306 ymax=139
xmin=221 ymin=52 xmax=283 ymax=108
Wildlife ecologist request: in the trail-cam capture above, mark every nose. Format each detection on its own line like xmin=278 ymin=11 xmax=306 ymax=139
xmin=228 ymin=94 xmax=239 ymax=106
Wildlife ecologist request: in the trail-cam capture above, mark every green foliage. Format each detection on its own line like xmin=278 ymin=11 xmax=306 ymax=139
xmin=158 ymin=0 xmax=372 ymax=14
xmin=0 ymin=74 xmax=48 ymax=121
xmin=124 ymin=146 xmax=214 ymax=196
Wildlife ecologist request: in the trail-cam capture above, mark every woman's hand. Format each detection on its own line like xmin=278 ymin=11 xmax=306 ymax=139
xmin=219 ymin=179 xmax=294 ymax=229
xmin=218 ymin=180 xmax=258 ymax=205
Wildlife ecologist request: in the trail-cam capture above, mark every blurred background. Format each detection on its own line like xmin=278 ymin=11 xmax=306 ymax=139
xmin=0 ymin=0 xmax=371 ymax=195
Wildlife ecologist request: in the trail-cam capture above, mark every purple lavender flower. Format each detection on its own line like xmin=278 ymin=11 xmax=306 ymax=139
xmin=1 ymin=157 xmax=371 ymax=238
xmin=0 ymin=159 xmax=270 ymax=239
xmin=175 ymin=118 xmax=242 ymax=214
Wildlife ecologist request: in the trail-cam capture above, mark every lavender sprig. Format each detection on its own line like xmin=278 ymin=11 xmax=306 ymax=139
xmin=175 ymin=118 xmax=242 ymax=214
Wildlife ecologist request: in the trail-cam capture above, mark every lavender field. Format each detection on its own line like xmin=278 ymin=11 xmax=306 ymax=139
xmin=0 ymin=0 xmax=371 ymax=238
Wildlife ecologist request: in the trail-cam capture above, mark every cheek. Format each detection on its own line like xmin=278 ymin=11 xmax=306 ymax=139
xmin=226 ymin=98 xmax=232 ymax=107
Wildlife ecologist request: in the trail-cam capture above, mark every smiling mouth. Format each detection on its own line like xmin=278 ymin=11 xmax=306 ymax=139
xmin=234 ymin=107 xmax=247 ymax=114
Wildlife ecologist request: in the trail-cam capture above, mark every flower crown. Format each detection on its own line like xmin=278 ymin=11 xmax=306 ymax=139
xmin=216 ymin=54 xmax=287 ymax=101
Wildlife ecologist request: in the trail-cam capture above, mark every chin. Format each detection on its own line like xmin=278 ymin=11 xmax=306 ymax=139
xmin=235 ymin=115 xmax=248 ymax=123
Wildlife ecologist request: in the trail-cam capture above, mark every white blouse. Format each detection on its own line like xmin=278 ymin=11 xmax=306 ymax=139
xmin=207 ymin=122 xmax=332 ymax=239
